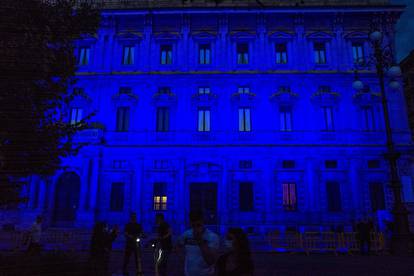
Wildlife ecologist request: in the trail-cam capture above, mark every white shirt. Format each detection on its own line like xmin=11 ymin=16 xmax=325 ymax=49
xmin=178 ymin=228 xmax=220 ymax=276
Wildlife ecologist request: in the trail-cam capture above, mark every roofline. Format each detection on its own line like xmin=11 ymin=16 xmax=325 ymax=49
xmin=101 ymin=5 xmax=405 ymax=15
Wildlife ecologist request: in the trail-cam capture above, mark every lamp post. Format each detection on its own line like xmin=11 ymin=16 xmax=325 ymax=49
xmin=353 ymin=30 xmax=411 ymax=255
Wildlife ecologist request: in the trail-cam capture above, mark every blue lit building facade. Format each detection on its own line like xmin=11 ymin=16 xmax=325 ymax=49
xmin=15 ymin=1 xmax=414 ymax=234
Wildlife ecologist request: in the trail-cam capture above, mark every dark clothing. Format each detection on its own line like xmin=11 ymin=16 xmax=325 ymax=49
xmin=216 ymin=252 xmax=254 ymax=276
xmin=125 ymin=222 xmax=143 ymax=248
xmin=156 ymin=249 xmax=170 ymax=276
xmin=158 ymin=221 xmax=172 ymax=250
xmin=356 ymin=221 xmax=373 ymax=255
xmin=123 ymin=245 xmax=140 ymax=273
xmin=90 ymin=228 xmax=118 ymax=276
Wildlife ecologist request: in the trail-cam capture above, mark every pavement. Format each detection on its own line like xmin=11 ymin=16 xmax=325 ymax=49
xmin=1 ymin=249 xmax=414 ymax=276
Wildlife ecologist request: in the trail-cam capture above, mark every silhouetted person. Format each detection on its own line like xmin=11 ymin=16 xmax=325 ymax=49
xmin=122 ymin=212 xmax=143 ymax=276
xmin=90 ymin=222 xmax=118 ymax=275
xmin=357 ymin=218 xmax=372 ymax=255
xmin=177 ymin=211 xmax=219 ymax=276
xmin=216 ymin=228 xmax=254 ymax=276
xmin=26 ymin=215 xmax=42 ymax=256
xmin=154 ymin=213 xmax=172 ymax=276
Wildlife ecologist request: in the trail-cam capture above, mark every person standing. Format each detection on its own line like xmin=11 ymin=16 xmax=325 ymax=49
xmin=122 ymin=212 xmax=143 ymax=276
xmin=26 ymin=215 xmax=42 ymax=256
xmin=177 ymin=211 xmax=220 ymax=276
xmin=154 ymin=213 xmax=172 ymax=276
xmin=357 ymin=218 xmax=372 ymax=255
xmin=216 ymin=228 xmax=254 ymax=276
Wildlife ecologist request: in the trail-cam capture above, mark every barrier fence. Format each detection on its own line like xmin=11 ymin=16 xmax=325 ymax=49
xmin=267 ymin=231 xmax=385 ymax=255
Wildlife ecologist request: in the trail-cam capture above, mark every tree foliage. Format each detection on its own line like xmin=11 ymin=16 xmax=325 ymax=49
xmin=0 ymin=0 xmax=100 ymax=206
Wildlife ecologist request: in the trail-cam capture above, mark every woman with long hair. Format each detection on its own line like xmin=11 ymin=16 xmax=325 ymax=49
xmin=216 ymin=228 xmax=254 ymax=276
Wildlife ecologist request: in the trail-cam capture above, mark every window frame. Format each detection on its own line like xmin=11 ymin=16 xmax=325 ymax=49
xmin=116 ymin=106 xmax=130 ymax=132
xmin=279 ymin=106 xmax=293 ymax=132
xmin=78 ymin=46 xmax=91 ymax=66
xmin=199 ymin=43 xmax=212 ymax=65
xmin=239 ymin=182 xmax=254 ymax=212
xmin=160 ymin=44 xmax=173 ymax=65
xmin=275 ymin=43 xmax=288 ymax=64
xmin=122 ymin=45 xmax=135 ymax=65
xmin=313 ymin=42 xmax=327 ymax=65
xmin=156 ymin=107 xmax=170 ymax=132
xmin=282 ymin=182 xmax=297 ymax=211
xmin=322 ymin=106 xmax=335 ymax=131
xmin=110 ymin=182 xmax=125 ymax=212
xmin=236 ymin=42 xmax=249 ymax=65
xmin=197 ymin=107 xmax=211 ymax=132
xmin=153 ymin=182 xmax=167 ymax=211
xmin=238 ymin=107 xmax=252 ymax=132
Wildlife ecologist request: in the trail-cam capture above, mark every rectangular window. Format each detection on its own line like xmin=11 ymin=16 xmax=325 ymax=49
xmin=238 ymin=87 xmax=250 ymax=94
xmin=325 ymin=160 xmax=338 ymax=169
xmin=369 ymin=182 xmax=386 ymax=211
xmin=160 ymin=44 xmax=172 ymax=65
xmin=198 ymin=108 xmax=211 ymax=132
xmin=199 ymin=44 xmax=211 ymax=65
xmin=363 ymin=106 xmax=375 ymax=131
xmin=122 ymin=45 xmax=135 ymax=65
xmin=70 ymin=108 xmax=83 ymax=125
xmin=323 ymin=106 xmax=334 ymax=131
xmin=110 ymin=182 xmax=125 ymax=211
xmin=239 ymin=182 xmax=254 ymax=211
xmin=153 ymin=182 xmax=167 ymax=211
xmin=116 ymin=106 xmax=130 ymax=132
xmin=78 ymin=47 xmax=90 ymax=65
xmin=239 ymin=160 xmax=253 ymax=169
xmin=156 ymin=107 xmax=170 ymax=132
xmin=326 ymin=181 xmax=342 ymax=212
xmin=280 ymin=106 xmax=293 ymax=131
xmin=352 ymin=42 xmax=364 ymax=64
xmin=237 ymin=43 xmax=249 ymax=65
xmin=368 ymin=160 xmax=380 ymax=169
xmin=198 ymin=87 xmax=210 ymax=95
xmin=238 ymin=108 xmax=252 ymax=132
xmin=282 ymin=160 xmax=296 ymax=169
xmin=314 ymin=42 xmax=327 ymax=64
xmin=275 ymin=43 xmax=288 ymax=64
xmin=282 ymin=183 xmax=297 ymax=211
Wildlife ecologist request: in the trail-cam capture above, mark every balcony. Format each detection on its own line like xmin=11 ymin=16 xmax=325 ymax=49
xmin=73 ymin=129 xmax=104 ymax=143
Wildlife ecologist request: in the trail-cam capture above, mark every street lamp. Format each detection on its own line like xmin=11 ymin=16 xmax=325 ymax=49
xmin=352 ymin=30 xmax=411 ymax=255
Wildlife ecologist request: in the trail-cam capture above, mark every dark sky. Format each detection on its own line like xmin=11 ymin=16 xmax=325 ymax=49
xmin=392 ymin=0 xmax=414 ymax=61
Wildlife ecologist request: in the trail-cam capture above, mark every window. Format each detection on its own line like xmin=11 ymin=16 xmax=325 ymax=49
xmin=160 ymin=44 xmax=172 ymax=65
xmin=282 ymin=160 xmax=296 ymax=169
xmin=198 ymin=87 xmax=210 ymax=95
xmin=153 ymin=182 xmax=167 ymax=211
xmin=314 ymin=42 xmax=327 ymax=64
xmin=275 ymin=43 xmax=288 ymax=64
xmin=239 ymin=182 xmax=254 ymax=211
xmin=362 ymin=106 xmax=375 ymax=131
xmin=156 ymin=107 xmax=170 ymax=132
xmin=325 ymin=160 xmax=338 ymax=169
xmin=116 ymin=107 xmax=130 ymax=132
xmin=280 ymin=106 xmax=293 ymax=131
xmin=238 ymin=87 xmax=250 ymax=94
xmin=159 ymin=87 xmax=171 ymax=95
xmin=198 ymin=108 xmax=211 ymax=132
xmin=110 ymin=182 xmax=125 ymax=211
xmin=238 ymin=108 xmax=252 ymax=132
xmin=122 ymin=45 xmax=135 ymax=65
xmin=326 ymin=181 xmax=342 ymax=212
xmin=369 ymin=182 xmax=386 ymax=211
xmin=70 ymin=108 xmax=83 ymax=125
xmin=323 ymin=106 xmax=334 ymax=131
xmin=352 ymin=42 xmax=364 ymax=64
xmin=199 ymin=44 xmax=211 ymax=65
xmin=282 ymin=183 xmax=297 ymax=211
xmin=78 ymin=47 xmax=90 ymax=65
xmin=237 ymin=43 xmax=249 ymax=64
xmin=402 ymin=176 xmax=414 ymax=203
xmin=239 ymin=160 xmax=252 ymax=169
xmin=368 ymin=160 xmax=380 ymax=169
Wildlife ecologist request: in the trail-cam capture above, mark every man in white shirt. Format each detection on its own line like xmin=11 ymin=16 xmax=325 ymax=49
xmin=177 ymin=211 xmax=219 ymax=276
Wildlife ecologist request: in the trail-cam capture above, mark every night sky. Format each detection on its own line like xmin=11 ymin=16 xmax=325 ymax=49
xmin=392 ymin=0 xmax=414 ymax=61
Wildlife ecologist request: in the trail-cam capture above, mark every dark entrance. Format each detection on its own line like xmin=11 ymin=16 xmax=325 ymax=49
xmin=53 ymin=172 xmax=81 ymax=226
xmin=190 ymin=182 xmax=217 ymax=225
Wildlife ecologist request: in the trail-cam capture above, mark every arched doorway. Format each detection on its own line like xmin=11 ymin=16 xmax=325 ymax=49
xmin=53 ymin=172 xmax=81 ymax=226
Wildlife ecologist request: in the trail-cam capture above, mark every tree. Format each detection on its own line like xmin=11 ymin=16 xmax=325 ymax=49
xmin=0 ymin=0 xmax=100 ymax=206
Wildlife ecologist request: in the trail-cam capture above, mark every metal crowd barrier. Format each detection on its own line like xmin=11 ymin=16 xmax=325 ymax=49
xmin=267 ymin=231 xmax=385 ymax=255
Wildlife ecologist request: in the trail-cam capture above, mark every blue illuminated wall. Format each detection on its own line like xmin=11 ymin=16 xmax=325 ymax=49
xmin=14 ymin=5 xmax=414 ymax=234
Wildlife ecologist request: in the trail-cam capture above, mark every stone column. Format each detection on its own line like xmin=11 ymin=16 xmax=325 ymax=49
xmin=349 ymin=158 xmax=361 ymax=214
xmin=143 ymin=14 xmax=152 ymax=72
xmin=218 ymin=15 xmax=228 ymax=71
xmin=305 ymin=157 xmax=316 ymax=211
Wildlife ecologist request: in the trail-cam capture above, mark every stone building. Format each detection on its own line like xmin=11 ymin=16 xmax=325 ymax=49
xmin=8 ymin=0 xmax=414 ymax=234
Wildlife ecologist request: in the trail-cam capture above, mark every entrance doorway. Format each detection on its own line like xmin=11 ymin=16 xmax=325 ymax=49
xmin=53 ymin=172 xmax=81 ymax=226
xmin=190 ymin=182 xmax=217 ymax=225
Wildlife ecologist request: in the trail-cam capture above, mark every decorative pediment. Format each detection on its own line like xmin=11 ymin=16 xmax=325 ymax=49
xmin=311 ymin=87 xmax=340 ymax=105
xmin=191 ymin=93 xmax=218 ymax=106
xmin=153 ymin=32 xmax=181 ymax=40
xmin=229 ymin=30 xmax=256 ymax=40
xmin=191 ymin=31 xmax=217 ymax=40
xmin=152 ymin=88 xmax=177 ymax=106
xmin=186 ymin=162 xmax=222 ymax=177
xmin=343 ymin=31 xmax=368 ymax=40
xmin=112 ymin=88 xmax=139 ymax=106
xmin=353 ymin=91 xmax=381 ymax=106
xmin=306 ymin=31 xmax=334 ymax=40
xmin=269 ymin=87 xmax=298 ymax=105
xmin=116 ymin=31 xmax=143 ymax=40
xmin=268 ymin=31 xmax=294 ymax=40
xmin=231 ymin=92 xmax=256 ymax=104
